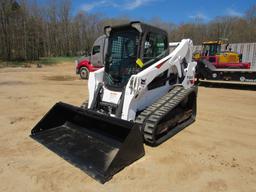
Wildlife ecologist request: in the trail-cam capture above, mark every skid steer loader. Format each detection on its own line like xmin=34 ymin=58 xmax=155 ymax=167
xmin=31 ymin=21 xmax=198 ymax=183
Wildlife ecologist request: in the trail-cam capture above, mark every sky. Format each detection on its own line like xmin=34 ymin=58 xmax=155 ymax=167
xmin=71 ymin=0 xmax=256 ymax=23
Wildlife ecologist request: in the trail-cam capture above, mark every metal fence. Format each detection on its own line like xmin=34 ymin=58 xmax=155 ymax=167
xmin=193 ymin=43 xmax=256 ymax=69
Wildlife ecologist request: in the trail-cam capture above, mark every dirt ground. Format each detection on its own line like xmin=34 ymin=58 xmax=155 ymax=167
xmin=0 ymin=63 xmax=256 ymax=192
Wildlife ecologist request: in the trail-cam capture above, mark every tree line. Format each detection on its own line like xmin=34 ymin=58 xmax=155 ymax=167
xmin=0 ymin=0 xmax=255 ymax=61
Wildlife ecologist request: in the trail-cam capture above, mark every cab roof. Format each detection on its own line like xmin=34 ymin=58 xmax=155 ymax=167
xmin=104 ymin=21 xmax=168 ymax=37
xmin=202 ymin=40 xmax=222 ymax=45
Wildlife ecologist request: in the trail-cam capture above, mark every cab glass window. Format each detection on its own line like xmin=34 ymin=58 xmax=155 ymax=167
xmin=92 ymin=45 xmax=100 ymax=55
xmin=143 ymin=33 xmax=168 ymax=66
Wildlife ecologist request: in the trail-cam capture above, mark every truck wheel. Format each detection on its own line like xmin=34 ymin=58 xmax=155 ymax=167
xmin=79 ymin=67 xmax=89 ymax=79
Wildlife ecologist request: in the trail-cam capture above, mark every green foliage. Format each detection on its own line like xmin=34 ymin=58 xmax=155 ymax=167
xmin=39 ymin=57 xmax=76 ymax=65
xmin=0 ymin=0 xmax=255 ymax=62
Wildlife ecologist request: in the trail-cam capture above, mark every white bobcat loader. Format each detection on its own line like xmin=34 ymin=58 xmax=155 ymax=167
xmin=31 ymin=22 xmax=198 ymax=183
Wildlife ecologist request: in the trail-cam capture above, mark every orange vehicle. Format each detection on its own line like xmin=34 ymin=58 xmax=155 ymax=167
xmin=193 ymin=40 xmax=251 ymax=69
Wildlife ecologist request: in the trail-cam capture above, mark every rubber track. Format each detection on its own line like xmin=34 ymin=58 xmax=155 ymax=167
xmin=135 ymin=85 xmax=196 ymax=146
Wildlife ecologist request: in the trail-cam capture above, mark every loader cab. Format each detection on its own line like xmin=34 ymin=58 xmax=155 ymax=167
xmin=104 ymin=22 xmax=168 ymax=91
xmin=202 ymin=41 xmax=221 ymax=57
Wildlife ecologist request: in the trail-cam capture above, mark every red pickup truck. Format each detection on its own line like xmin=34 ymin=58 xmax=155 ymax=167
xmin=75 ymin=35 xmax=107 ymax=79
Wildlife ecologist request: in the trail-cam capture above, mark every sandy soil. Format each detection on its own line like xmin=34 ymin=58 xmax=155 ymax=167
xmin=0 ymin=63 xmax=256 ymax=192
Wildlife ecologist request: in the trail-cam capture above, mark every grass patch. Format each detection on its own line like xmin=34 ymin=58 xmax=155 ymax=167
xmin=0 ymin=56 xmax=77 ymax=67
xmin=39 ymin=57 xmax=76 ymax=65
xmin=0 ymin=60 xmax=26 ymax=67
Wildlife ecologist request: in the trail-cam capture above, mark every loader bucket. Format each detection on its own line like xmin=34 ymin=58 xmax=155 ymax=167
xmin=30 ymin=102 xmax=145 ymax=183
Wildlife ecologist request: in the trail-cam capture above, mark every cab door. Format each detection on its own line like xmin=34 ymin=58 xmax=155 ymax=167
xmin=90 ymin=45 xmax=101 ymax=67
xmin=90 ymin=35 xmax=106 ymax=67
